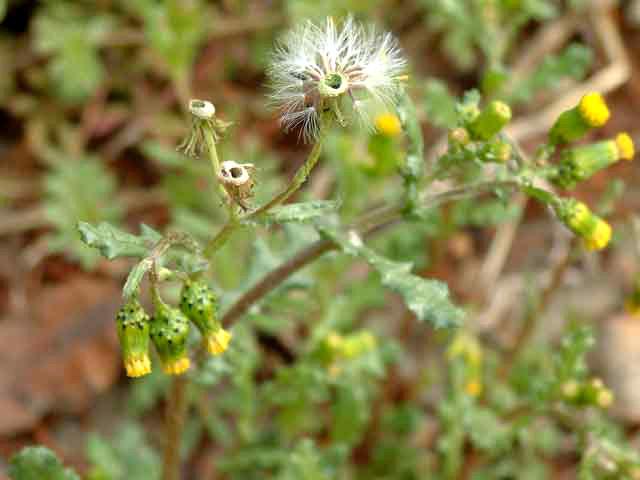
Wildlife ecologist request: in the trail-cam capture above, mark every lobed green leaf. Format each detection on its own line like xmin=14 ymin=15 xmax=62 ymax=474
xmin=319 ymin=225 xmax=464 ymax=329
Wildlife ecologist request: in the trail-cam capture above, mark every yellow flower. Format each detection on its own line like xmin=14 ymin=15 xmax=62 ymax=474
xmin=205 ymin=328 xmax=232 ymax=356
xmin=124 ymin=353 xmax=152 ymax=378
xmin=465 ymin=379 xmax=482 ymax=397
xmin=583 ymin=218 xmax=612 ymax=251
xmin=596 ymin=389 xmax=614 ymax=408
xmin=578 ymin=92 xmax=610 ymax=127
xmin=615 ymin=132 xmax=635 ymax=161
xmin=447 ymin=331 xmax=482 ymax=367
xmin=374 ymin=112 xmax=402 ymax=137
xmin=561 ymin=380 xmax=580 ymax=399
xmin=162 ymin=356 xmax=190 ymax=375
xmin=565 ymin=201 xmax=591 ymax=232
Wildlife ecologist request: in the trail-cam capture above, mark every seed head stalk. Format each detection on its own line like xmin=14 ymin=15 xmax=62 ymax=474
xmin=203 ymin=126 xmax=238 ymax=221
xmin=249 ymin=133 xmax=324 ymax=218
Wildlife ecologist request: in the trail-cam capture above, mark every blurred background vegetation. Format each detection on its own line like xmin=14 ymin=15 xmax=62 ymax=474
xmin=1 ymin=0 xmax=640 ymax=478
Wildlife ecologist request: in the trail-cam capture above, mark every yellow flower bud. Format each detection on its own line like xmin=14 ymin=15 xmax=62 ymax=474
xmin=615 ymin=132 xmax=635 ymax=161
xmin=374 ymin=112 xmax=402 ymax=137
xmin=562 ymin=380 xmax=580 ymax=399
xmin=124 ymin=353 xmax=152 ymax=378
xmin=552 ymin=140 xmax=619 ymax=189
xmin=465 ymin=379 xmax=483 ymax=397
xmin=205 ymin=328 xmax=232 ymax=356
xmin=582 ymin=218 xmax=611 ymax=251
xmin=162 ymin=356 xmax=191 ymax=375
xmin=468 ymin=100 xmax=512 ymax=141
xmin=555 ymin=199 xmax=612 ymax=251
xmin=596 ymin=389 xmax=614 ymax=408
xmin=116 ymin=298 xmax=152 ymax=378
xmin=549 ymin=92 xmax=610 ymax=144
xmin=448 ymin=127 xmax=470 ymax=147
xmin=578 ymin=92 xmax=610 ymax=127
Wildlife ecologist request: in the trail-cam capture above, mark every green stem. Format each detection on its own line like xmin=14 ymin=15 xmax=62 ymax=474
xmin=203 ymin=221 xmax=239 ymax=259
xmin=248 ymin=139 xmax=324 ymax=219
xmin=162 ymin=375 xmax=188 ymax=480
xmin=203 ymin=127 xmax=225 ymax=200
xmin=202 ymin=138 xmax=324 ymax=259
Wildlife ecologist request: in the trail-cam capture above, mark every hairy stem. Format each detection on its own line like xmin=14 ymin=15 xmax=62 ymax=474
xmin=248 ymin=139 xmax=323 ymax=218
xmin=162 ymin=375 xmax=189 ymax=480
xmin=203 ymin=139 xmax=324 ymax=258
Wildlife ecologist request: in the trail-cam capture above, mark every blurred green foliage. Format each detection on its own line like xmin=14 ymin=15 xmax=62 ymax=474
xmin=9 ymin=447 xmax=80 ymax=480
xmin=3 ymin=0 xmax=637 ymax=479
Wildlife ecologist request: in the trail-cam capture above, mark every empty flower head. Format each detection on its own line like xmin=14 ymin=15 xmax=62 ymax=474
xmin=267 ymin=16 xmax=407 ymax=141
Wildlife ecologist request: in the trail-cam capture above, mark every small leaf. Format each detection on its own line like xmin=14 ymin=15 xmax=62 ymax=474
xmin=77 ymin=222 xmax=151 ymax=259
xmin=9 ymin=446 xmax=80 ymax=480
xmin=319 ymin=225 xmax=463 ymax=329
xmin=258 ymin=200 xmax=341 ymax=225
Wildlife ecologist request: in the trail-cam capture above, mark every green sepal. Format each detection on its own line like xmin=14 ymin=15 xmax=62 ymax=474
xmin=552 ymin=140 xmax=618 ymax=189
xmin=115 ymin=297 xmax=151 ymax=361
xmin=548 ymin=107 xmax=590 ymax=145
xmin=468 ymin=101 xmax=512 ymax=141
xmin=179 ymin=279 xmax=219 ymax=336
xmin=150 ymin=294 xmax=190 ymax=364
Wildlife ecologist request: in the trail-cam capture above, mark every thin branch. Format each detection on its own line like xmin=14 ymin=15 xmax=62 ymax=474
xmin=162 ymin=375 xmax=189 ymax=480
xmin=220 ymin=179 xmax=519 ymax=327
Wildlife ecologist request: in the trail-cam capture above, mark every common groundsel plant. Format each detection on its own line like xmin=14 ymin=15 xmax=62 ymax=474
xmin=12 ymin=13 xmax=640 ymax=480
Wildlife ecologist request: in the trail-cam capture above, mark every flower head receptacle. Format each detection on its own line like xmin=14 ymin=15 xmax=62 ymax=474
xmin=150 ymin=292 xmax=191 ymax=375
xmin=217 ymin=160 xmax=256 ymax=211
xmin=179 ymin=279 xmax=232 ymax=356
xmin=116 ymin=298 xmax=152 ymax=378
xmin=554 ymin=198 xmax=612 ymax=251
xmin=178 ymin=99 xmax=232 ymax=157
xmin=549 ymin=92 xmax=610 ymax=145
xmin=267 ymin=16 xmax=407 ymax=141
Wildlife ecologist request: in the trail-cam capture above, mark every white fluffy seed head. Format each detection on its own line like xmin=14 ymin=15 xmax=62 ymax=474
xmin=267 ymin=16 xmax=407 ymax=142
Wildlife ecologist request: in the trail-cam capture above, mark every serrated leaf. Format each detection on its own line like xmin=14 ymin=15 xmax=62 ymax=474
xmin=259 ymin=200 xmax=341 ymax=225
xmin=77 ymin=222 xmax=152 ymax=259
xmin=9 ymin=446 xmax=80 ymax=480
xmin=318 ymin=225 xmax=463 ymax=329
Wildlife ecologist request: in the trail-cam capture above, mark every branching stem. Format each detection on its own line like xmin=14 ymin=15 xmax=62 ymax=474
xmin=203 ymin=138 xmax=324 ymax=258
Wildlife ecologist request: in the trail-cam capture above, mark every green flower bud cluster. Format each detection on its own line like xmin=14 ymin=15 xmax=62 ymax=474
xmin=561 ymin=377 xmax=614 ymax=408
xmin=317 ymin=330 xmax=378 ymax=377
xmin=114 ymin=279 xmax=232 ymax=378
xmin=445 ymin=100 xmax=513 ymax=165
xmin=467 ymin=100 xmax=512 ymax=141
